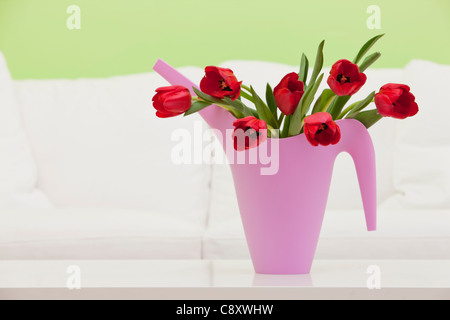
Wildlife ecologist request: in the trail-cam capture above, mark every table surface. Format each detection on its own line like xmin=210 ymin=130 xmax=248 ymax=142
xmin=1 ymin=259 xmax=449 ymax=300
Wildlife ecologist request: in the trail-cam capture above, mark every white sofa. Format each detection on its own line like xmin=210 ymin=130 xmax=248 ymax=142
xmin=1 ymin=52 xmax=449 ymax=260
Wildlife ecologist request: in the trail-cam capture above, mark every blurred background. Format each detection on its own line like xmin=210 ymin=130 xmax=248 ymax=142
xmin=0 ymin=1 xmax=450 ymax=297
xmin=0 ymin=0 xmax=449 ymax=79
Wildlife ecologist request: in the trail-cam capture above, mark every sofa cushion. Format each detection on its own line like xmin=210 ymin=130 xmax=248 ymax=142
xmin=0 ymin=208 xmax=203 ymax=259
xmin=382 ymin=60 xmax=450 ymax=209
xmin=0 ymin=52 xmax=52 ymax=209
xmin=202 ymin=209 xmax=450 ymax=259
xmin=14 ymin=67 xmax=211 ymax=225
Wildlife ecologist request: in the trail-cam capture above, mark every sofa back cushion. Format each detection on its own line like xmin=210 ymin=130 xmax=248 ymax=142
xmin=0 ymin=52 xmax=52 ymax=209
xmin=14 ymin=67 xmax=212 ymax=224
xmin=381 ymin=60 xmax=450 ymax=209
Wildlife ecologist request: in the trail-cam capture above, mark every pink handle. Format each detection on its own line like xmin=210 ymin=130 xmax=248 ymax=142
xmin=333 ymin=120 xmax=377 ymax=231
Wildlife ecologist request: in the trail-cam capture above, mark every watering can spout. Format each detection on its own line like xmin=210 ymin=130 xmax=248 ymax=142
xmin=153 ymin=59 xmax=235 ymax=137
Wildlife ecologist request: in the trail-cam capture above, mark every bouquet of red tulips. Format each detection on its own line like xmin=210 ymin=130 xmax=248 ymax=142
xmin=152 ymin=34 xmax=418 ymax=150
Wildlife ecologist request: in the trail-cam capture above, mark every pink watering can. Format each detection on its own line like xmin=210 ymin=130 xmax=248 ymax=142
xmin=154 ymin=59 xmax=377 ymax=274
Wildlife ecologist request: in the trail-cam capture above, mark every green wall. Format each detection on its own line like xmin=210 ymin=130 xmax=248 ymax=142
xmin=0 ymin=0 xmax=449 ymax=79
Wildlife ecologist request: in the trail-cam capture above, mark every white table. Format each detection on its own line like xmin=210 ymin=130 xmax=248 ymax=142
xmin=0 ymin=260 xmax=449 ymax=300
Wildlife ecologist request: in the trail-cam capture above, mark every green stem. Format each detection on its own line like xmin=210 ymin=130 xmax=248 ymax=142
xmin=278 ymin=113 xmax=285 ymax=128
xmin=194 ymin=96 xmax=247 ymax=118
xmin=281 ymin=115 xmax=292 ymax=138
xmin=320 ymin=95 xmax=337 ymax=113
xmin=241 ymin=84 xmax=252 ymax=93
xmin=214 ymin=102 xmax=244 ymax=118
xmin=239 ymin=90 xmax=255 ymax=103
xmin=267 ymin=124 xmax=279 ymax=139
xmin=193 ymin=97 xmax=227 ymax=109
xmin=299 ymin=119 xmax=305 ymax=134
xmin=336 ymin=104 xmax=355 ymax=120
xmin=339 ymin=97 xmax=375 ymax=120
xmin=327 ymin=95 xmax=351 ymax=119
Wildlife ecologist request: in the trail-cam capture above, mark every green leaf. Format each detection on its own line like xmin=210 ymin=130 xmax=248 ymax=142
xmin=335 ymin=101 xmax=358 ymax=119
xmin=278 ymin=113 xmax=285 ymax=128
xmin=239 ymin=89 xmax=255 ymax=103
xmin=288 ymin=73 xmax=324 ymax=137
xmin=359 ymin=52 xmax=381 ymax=72
xmin=312 ymin=89 xmax=335 ymax=114
xmin=184 ymin=101 xmax=211 ymax=116
xmin=353 ymin=34 xmax=384 ymax=64
xmin=218 ymin=104 xmax=243 ymax=118
xmin=311 ymin=95 xmax=322 ymax=115
xmin=348 ymin=109 xmax=383 ymax=129
xmin=223 ymin=97 xmax=253 ymax=117
xmin=249 ymin=108 xmax=259 ymax=118
xmin=192 ymin=87 xmax=244 ymax=118
xmin=298 ymin=53 xmax=309 ymax=84
xmin=250 ymin=86 xmax=279 ymax=129
xmin=281 ymin=114 xmax=292 ymax=138
xmin=192 ymin=87 xmax=223 ymax=104
xmin=346 ymin=91 xmax=375 ymax=117
xmin=300 ymin=73 xmax=324 ymax=118
xmin=278 ymin=41 xmax=324 ymax=136
xmin=221 ymin=104 xmax=245 ymax=118
xmin=327 ymin=95 xmax=351 ymax=120
xmin=309 ymin=40 xmax=325 ymax=86
xmin=288 ymin=97 xmax=308 ymax=137
xmin=265 ymin=83 xmax=278 ymax=116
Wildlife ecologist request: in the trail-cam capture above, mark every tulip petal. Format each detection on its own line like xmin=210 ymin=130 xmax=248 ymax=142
xmin=408 ymin=101 xmax=419 ymax=117
xmin=304 ymin=126 xmax=319 ymax=146
xmin=200 ymin=73 xmax=224 ymax=98
xmin=200 ymin=66 xmax=241 ymax=100
xmin=304 ymin=112 xmax=332 ymax=124
xmin=380 ymin=83 xmax=410 ymax=92
xmin=374 ymin=94 xmax=393 ymax=117
xmin=331 ymin=124 xmax=341 ymax=145
xmin=232 ymin=116 xmax=267 ymax=151
xmin=327 ymin=76 xmax=347 ymax=96
xmin=163 ymin=91 xmax=191 ymax=113
xmin=274 ymin=73 xmax=305 ymax=116
xmin=155 ymin=85 xmax=187 ymax=93
xmin=379 ymin=88 xmax=403 ymax=102
xmin=156 ymin=110 xmax=178 ymax=118
xmin=303 ymin=112 xmax=340 ymax=147
xmin=375 ymin=84 xmax=418 ymax=119
xmin=152 ymin=85 xmax=192 ymax=118
xmin=275 ymin=88 xmax=295 ymax=115
xmin=328 ymin=60 xmax=367 ymax=96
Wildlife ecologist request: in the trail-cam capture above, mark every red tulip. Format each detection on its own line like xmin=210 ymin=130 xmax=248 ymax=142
xmin=232 ymin=116 xmax=268 ymax=151
xmin=273 ymin=72 xmax=305 ymax=115
xmin=200 ymin=66 xmax=242 ymax=101
xmin=374 ymin=83 xmax=419 ymax=119
xmin=327 ymin=59 xmax=367 ymax=96
xmin=152 ymin=85 xmax=192 ymax=118
xmin=304 ymin=112 xmax=341 ymax=147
